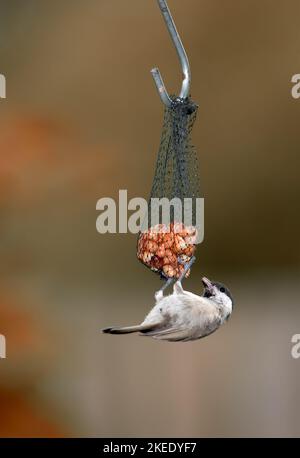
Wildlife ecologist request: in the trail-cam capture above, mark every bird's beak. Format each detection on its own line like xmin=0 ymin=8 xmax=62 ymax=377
xmin=202 ymin=277 xmax=214 ymax=293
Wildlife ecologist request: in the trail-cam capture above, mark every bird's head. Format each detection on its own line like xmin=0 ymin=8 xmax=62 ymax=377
xmin=202 ymin=277 xmax=233 ymax=314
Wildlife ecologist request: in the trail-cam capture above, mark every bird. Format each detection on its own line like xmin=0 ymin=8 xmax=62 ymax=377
xmin=102 ymin=277 xmax=233 ymax=342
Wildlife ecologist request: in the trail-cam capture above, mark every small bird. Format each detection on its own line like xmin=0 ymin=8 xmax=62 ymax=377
xmin=102 ymin=277 xmax=233 ymax=342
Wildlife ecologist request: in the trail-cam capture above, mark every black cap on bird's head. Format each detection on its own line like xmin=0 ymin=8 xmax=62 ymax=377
xmin=202 ymin=277 xmax=234 ymax=305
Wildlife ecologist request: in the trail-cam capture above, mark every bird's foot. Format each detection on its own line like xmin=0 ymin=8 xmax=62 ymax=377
xmin=155 ymin=276 xmax=174 ymax=299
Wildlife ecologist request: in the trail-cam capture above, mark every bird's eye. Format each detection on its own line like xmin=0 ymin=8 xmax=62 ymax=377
xmin=220 ymin=287 xmax=225 ymax=293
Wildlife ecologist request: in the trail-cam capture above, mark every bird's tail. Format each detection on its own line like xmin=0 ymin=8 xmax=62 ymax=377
xmin=102 ymin=322 xmax=160 ymax=335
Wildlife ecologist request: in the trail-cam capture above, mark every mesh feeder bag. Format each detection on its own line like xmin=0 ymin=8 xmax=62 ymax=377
xmin=137 ymin=96 xmax=201 ymax=279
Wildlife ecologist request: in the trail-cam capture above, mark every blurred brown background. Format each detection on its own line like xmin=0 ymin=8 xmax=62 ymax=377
xmin=0 ymin=0 xmax=300 ymax=437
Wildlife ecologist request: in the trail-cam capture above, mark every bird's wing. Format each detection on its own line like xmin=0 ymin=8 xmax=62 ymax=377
xmin=154 ymin=330 xmax=192 ymax=341
xmin=141 ymin=323 xmax=192 ymax=341
xmin=150 ymin=327 xmax=191 ymax=341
